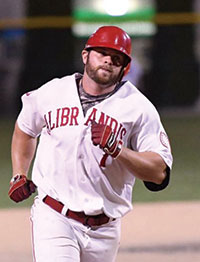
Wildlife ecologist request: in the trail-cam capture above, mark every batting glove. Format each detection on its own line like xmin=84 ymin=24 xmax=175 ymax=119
xmin=91 ymin=121 xmax=123 ymax=159
xmin=8 ymin=174 xmax=36 ymax=203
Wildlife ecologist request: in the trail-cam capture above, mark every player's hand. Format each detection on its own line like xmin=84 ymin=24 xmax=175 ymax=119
xmin=91 ymin=121 xmax=123 ymax=159
xmin=8 ymin=174 xmax=37 ymax=203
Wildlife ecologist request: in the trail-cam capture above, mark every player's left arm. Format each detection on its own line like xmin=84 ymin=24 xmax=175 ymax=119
xmin=117 ymin=147 xmax=168 ymax=185
xmin=91 ymin=121 xmax=170 ymax=189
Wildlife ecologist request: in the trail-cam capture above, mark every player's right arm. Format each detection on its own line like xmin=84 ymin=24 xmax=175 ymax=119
xmin=8 ymin=122 xmax=37 ymax=203
xmin=9 ymin=85 xmax=48 ymax=202
xmin=11 ymin=122 xmax=37 ymax=177
xmin=11 ymin=88 xmax=45 ymax=176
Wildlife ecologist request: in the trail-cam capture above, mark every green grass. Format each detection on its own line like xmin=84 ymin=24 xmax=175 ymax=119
xmin=0 ymin=118 xmax=36 ymax=209
xmin=0 ymin=114 xmax=200 ymax=208
xmin=132 ymin=114 xmax=200 ymax=202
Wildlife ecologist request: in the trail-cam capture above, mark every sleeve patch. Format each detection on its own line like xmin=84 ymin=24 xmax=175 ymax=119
xmin=160 ymin=131 xmax=171 ymax=150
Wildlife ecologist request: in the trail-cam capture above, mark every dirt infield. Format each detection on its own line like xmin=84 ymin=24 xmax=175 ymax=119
xmin=1 ymin=201 xmax=200 ymax=262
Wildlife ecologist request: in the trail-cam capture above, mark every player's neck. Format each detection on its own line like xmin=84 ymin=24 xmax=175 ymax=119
xmin=81 ymin=74 xmax=116 ymax=96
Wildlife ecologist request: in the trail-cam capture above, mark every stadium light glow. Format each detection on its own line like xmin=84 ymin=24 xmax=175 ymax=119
xmin=103 ymin=0 xmax=130 ymax=16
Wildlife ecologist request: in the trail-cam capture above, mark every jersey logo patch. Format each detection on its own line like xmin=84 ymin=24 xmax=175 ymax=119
xmin=160 ymin=131 xmax=171 ymax=150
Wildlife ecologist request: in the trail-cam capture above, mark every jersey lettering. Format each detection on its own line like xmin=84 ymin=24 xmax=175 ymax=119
xmin=84 ymin=108 xmax=97 ymax=126
xmin=109 ymin=118 xmax=118 ymax=134
xmin=56 ymin=108 xmax=61 ymax=128
xmin=84 ymin=108 xmax=126 ymax=140
xmin=120 ymin=127 xmax=127 ymax=139
xmin=98 ymin=112 xmax=110 ymax=125
xmin=44 ymin=106 xmax=79 ymax=133
xmin=70 ymin=107 xmax=79 ymax=126
xmin=48 ymin=111 xmax=55 ymax=130
xmin=44 ymin=106 xmax=126 ymax=140
xmin=60 ymin=107 xmax=70 ymax=126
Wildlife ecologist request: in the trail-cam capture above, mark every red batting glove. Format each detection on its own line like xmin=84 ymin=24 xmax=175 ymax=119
xmin=8 ymin=174 xmax=37 ymax=203
xmin=91 ymin=122 xmax=123 ymax=159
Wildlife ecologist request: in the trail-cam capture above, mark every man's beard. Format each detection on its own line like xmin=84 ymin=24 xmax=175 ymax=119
xmin=85 ymin=58 xmax=120 ymax=87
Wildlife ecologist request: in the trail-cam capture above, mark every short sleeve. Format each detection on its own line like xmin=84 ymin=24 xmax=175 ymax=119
xmin=17 ymin=90 xmax=45 ymax=137
xmin=130 ymin=105 xmax=173 ymax=170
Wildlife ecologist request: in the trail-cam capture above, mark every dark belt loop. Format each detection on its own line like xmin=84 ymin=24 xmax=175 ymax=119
xmin=83 ymin=216 xmax=90 ymax=226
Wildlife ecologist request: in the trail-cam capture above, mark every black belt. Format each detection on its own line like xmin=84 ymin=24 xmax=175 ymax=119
xmin=43 ymin=195 xmax=114 ymax=227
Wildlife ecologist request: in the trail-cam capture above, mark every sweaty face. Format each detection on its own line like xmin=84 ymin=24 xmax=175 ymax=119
xmin=84 ymin=48 xmax=126 ymax=87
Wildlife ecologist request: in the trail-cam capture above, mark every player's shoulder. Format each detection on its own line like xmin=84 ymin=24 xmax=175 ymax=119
xmin=120 ymin=80 xmax=144 ymax=98
xmin=122 ymin=81 xmax=160 ymax=117
xmin=21 ymin=73 xmax=79 ymax=104
xmin=122 ymin=81 xmax=155 ymax=106
xmin=38 ymin=73 xmax=78 ymax=92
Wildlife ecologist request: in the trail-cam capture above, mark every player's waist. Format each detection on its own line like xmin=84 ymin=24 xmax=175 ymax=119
xmin=43 ymin=195 xmax=115 ymax=227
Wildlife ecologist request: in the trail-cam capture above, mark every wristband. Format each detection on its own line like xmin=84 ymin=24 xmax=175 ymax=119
xmin=103 ymin=140 xmax=123 ymax=158
xmin=10 ymin=174 xmax=26 ymax=184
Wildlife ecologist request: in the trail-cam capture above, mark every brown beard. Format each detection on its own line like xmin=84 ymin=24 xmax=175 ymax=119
xmin=85 ymin=54 xmax=121 ymax=87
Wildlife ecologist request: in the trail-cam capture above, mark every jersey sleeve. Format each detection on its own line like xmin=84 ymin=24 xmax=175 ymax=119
xmin=130 ymin=105 xmax=173 ymax=170
xmin=17 ymin=89 xmax=45 ymax=137
xmin=130 ymin=103 xmax=173 ymax=191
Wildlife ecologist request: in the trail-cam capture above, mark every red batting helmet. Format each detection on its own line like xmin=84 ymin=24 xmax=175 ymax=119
xmin=85 ymin=26 xmax=132 ymax=75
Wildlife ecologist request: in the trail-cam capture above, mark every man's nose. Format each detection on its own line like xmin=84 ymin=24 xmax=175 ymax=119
xmin=104 ymin=55 xmax=113 ymax=65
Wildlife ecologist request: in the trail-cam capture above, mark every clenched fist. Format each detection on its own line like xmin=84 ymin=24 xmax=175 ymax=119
xmin=8 ymin=174 xmax=36 ymax=203
xmin=91 ymin=121 xmax=123 ymax=159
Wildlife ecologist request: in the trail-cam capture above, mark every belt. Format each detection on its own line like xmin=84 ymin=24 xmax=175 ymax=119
xmin=43 ymin=195 xmax=113 ymax=227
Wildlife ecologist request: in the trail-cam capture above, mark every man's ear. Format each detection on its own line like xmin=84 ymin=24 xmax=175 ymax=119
xmin=82 ymin=49 xmax=89 ymax=65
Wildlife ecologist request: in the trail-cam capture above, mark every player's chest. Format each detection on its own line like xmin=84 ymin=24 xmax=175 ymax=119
xmin=41 ymin=94 xmax=137 ymax=142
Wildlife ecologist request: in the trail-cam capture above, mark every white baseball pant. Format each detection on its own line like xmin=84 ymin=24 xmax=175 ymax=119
xmin=30 ymin=197 xmax=121 ymax=262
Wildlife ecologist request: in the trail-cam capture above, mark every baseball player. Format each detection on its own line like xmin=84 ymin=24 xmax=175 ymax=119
xmin=8 ymin=26 xmax=173 ymax=262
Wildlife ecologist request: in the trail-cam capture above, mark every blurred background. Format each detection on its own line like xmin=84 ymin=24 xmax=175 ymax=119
xmin=0 ymin=0 xmax=200 ymax=208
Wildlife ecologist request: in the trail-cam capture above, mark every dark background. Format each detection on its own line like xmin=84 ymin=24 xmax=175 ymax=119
xmin=0 ymin=0 xmax=199 ymax=117
xmin=0 ymin=0 xmax=200 ymax=208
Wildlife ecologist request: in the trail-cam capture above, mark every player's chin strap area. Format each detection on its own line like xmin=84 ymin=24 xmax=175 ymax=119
xmin=43 ymin=195 xmax=115 ymax=227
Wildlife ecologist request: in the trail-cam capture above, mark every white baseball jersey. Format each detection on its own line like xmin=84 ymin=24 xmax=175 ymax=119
xmin=17 ymin=73 xmax=173 ymax=218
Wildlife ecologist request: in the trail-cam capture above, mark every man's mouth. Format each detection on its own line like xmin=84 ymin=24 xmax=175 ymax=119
xmin=99 ymin=66 xmax=112 ymax=73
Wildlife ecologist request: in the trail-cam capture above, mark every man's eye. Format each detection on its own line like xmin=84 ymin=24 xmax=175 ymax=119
xmin=101 ymin=51 xmax=108 ymax=56
xmin=112 ymin=56 xmax=122 ymax=65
